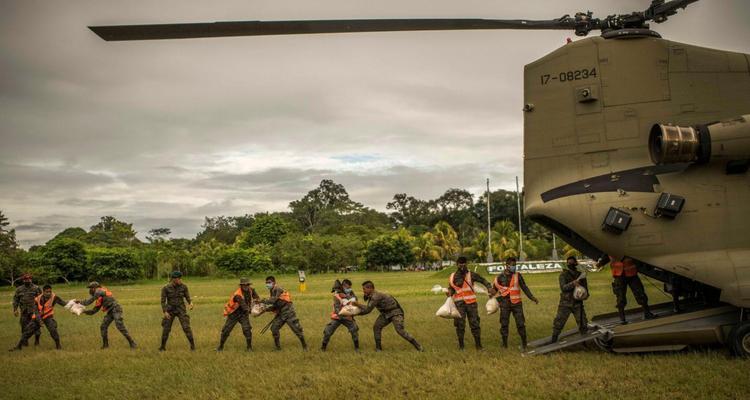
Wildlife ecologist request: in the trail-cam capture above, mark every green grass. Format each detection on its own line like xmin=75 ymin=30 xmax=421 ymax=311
xmin=1 ymin=271 xmax=748 ymax=400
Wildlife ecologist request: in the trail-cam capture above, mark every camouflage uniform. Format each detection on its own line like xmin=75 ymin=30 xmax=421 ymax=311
xmin=359 ymin=290 xmax=422 ymax=351
xmin=218 ymin=287 xmax=259 ymax=351
xmin=448 ymin=270 xmax=492 ymax=349
xmin=81 ymin=287 xmax=137 ymax=348
xmin=263 ymin=285 xmax=306 ymax=350
xmin=12 ymin=283 xmax=41 ymax=346
xmin=321 ymin=291 xmax=359 ymax=350
xmin=494 ymin=272 xmax=537 ymax=348
xmin=160 ymin=281 xmax=195 ymax=350
xmin=550 ymin=269 xmax=588 ymax=342
xmin=12 ymin=292 xmax=65 ymax=350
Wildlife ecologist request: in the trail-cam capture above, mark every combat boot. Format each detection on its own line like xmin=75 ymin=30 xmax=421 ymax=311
xmin=375 ymin=339 xmax=383 ymax=352
xmin=126 ymin=336 xmax=138 ymax=349
xmin=34 ymin=335 xmax=40 ymax=346
xmin=457 ymin=336 xmax=465 ymax=351
xmin=101 ymin=337 xmax=109 ymax=349
xmin=8 ymin=342 xmax=23 ymax=352
xmin=55 ymin=339 xmax=61 ymax=350
xmin=299 ymin=336 xmax=308 ymax=351
xmin=159 ymin=337 xmax=168 ymax=351
xmin=547 ymin=332 xmax=559 ymax=345
xmin=474 ymin=336 xmax=483 ymax=350
xmin=519 ymin=332 xmax=528 ymax=352
xmin=502 ymin=335 xmax=508 ymax=348
xmin=320 ymin=340 xmax=328 ymax=352
xmin=353 ymin=339 xmax=359 ymax=352
xmin=246 ymin=338 xmax=253 ymax=352
xmin=618 ymin=307 xmax=628 ymax=325
xmin=411 ymin=340 xmax=424 ymax=352
xmin=188 ymin=337 xmax=196 ymax=351
xmin=216 ymin=334 xmax=227 ymax=351
xmin=273 ymin=336 xmax=282 ymax=351
xmin=643 ymin=305 xmax=656 ymax=320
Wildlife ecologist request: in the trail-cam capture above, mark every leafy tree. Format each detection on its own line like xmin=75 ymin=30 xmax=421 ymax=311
xmin=42 ymin=238 xmax=88 ymax=282
xmin=196 ymin=215 xmax=253 ymax=245
xmin=88 ymin=248 xmax=142 ymax=281
xmin=365 ymin=234 xmax=415 ymax=269
xmin=146 ymin=227 xmax=171 ymax=243
xmin=236 ymin=214 xmax=289 ymax=248
xmin=432 ymin=221 xmax=461 ymax=261
xmin=387 ymin=193 xmax=432 ymax=227
xmin=50 ymin=227 xmax=87 ymax=242
xmin=216 ymin=246 xmax=272 ymax=275
xmin=289 ymin=180 xmax=363 ymax=233
xmin=0 ymin=211 xmax=23 ymax=285
xmin=86 ymin=216 xmax=140 ymax=247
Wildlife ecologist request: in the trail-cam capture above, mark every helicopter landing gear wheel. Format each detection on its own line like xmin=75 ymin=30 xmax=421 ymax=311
xmin=593 ymin=336 xmax=614 ymax=353
xmin=729 ymin=321 xmax=750 ymax=358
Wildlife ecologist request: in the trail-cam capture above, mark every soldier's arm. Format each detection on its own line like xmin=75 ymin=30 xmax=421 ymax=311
xmin=84 ymin=305 xmax=101 ymax=315
xmin=183 ymin=286 xmax=192 ymax=305
xmin=79 ymin=292 xmax=99 ymax=306
xmin=161 ymin=286 xmax=168 ymax=312
xmin=237 ymin=295 xmax=250 ymax=313
xmin=262 ymin=287 xmax=281 ymax=305
xmin=471 ymin=272 xmax=493 ymax=290
xmin=518 ymin=274 xmax=538 ymax=302
xmin=560 ymin=274 xmax=576 ymax=292
xmin=250 ymin=288 xmax=260 ymax=301
xmin=54 ymin=296 xmax=67 ymax=306
xmin=357 ymin=293 xmax=380 ymax=315
xmin=12 ymin=289 xmax=20 ymax=312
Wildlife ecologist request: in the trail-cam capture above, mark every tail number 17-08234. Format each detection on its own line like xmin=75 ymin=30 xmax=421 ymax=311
xmin=540 ymin=68 xmax=597 ymax=85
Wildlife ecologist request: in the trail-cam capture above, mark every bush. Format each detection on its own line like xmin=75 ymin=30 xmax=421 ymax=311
xmin=216 ymin=246 xmax=272 ymax=275
xmin=365 ymin=234 xmax=415 ymax=270
xmin=88 ymin=248 xmax=142 ymax=281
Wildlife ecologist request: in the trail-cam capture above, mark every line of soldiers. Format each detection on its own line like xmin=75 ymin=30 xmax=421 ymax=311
xmin=11 ymin=254 xmax=655 ymax=352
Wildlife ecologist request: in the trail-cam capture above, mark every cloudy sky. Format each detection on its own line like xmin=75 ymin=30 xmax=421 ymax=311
xmin=2 ymin=0 xmax=749 ymax=247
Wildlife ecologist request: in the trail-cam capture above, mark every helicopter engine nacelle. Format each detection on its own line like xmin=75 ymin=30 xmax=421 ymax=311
xmin=649 ymin=114 xmax=750 ymax=165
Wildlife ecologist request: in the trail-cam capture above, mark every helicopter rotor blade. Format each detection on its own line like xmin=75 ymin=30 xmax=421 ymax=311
xmin=89 ymin=18 xmax=578 ymax=41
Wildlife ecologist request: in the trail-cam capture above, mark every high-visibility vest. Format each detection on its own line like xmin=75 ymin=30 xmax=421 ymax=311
xmin=32 ymin=293 xmax=56 ymax=320
xmin=278 ymin=289 xmax=292 ymax=303
xmin=331 ymin=293 xmax=348 ymax=320
xmin=611 ymin=259 xmax=638 ymax=277
xmin=449 ymin=272 xmax=477 ymax=304
xmin=94 ymin=287 xmax=113 ymax=312
xmin=494 ymin=273 xmax=522 ymax=304
xmin=223 ymin=288 xmax=245 ymax=317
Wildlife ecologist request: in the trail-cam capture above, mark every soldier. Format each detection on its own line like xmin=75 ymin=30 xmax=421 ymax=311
xmin=11 ymin=273 xmax=41 ymax=348
xmin=160 ymin=271 xmax=195 ymax=351
xmin=217 ymin=278 xmax=259 ymax=352
xmin=320 ymin=279 xmax=359 ymax=351
xmin=79 ymin=281 xmax=137 ymax=349
xmin=446 ymin=256 xmax=492 ymax=350
xmin=598 ymin=255 xmax=656 ymax=324
xmin=352 ymin=281 xmax=423 ymax=352
xmin=10 ymin=284 xmax=65 ymax=351
xmin=491 ymin=257 xmax=538 ymax=351
xmin=548 ymin=256 xmax=589 ymax=344
xmin=262 ymin=276 xmax=307 ymax=351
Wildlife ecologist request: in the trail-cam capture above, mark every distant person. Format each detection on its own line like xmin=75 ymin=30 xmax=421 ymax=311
xmin=10 ymin=284 xmax=65 ymax=351
xmin=217 ymin=278 xmax=259 ymax=352
xmin=447 ymin=256 xmax=493 ymax=350
xmin=598 ymin=255 xmax=655 ymax=324
xmin=78 ymin=281 xmax=137 ymax=349
xmin=491 ymin=257 xmax=538 ymax=351
xmin=548 ymin=256 xmax=589 ymax=344
xmin=160 ymin=271 xmax=195 ymax=351
xmin=352 ymin=281 xmax=423 ymax=352
xmin=262 ymin=276 xmax=307 ymax=351
xmin=11 ymin=273 xmax=41 ymax=348
xmin=321 ymin=279 xmax=359 ymax=351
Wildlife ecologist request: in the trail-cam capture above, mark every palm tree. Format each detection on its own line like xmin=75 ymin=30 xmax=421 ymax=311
xmin=413 ymin=232 xmax=443 ymax=268
xmin=432 ymin=221 xmax=461 ymax=261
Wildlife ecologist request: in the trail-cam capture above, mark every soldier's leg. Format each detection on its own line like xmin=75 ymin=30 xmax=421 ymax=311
xmin=238 ymin=314 xmax=253 ymax=351
xmin=453 ymin=301 xmax=467 ymax=349
xmin=372 ymin=314 xmax=390 ymax=351
xmin=160 ymin=315 xmax=174 ymax=350
xmin=100 ymin=313 xmax=114 ymax=348
xmin=44 ymin=318 xmax=61 ymax=349
xmin=20 ymin=312 xmax=32 ymax=346
xmin=629 ymin=276 xmax=655 ymax=319
xmin=321 ymin=319 xmax=341 ymax=350
xmin=34 ymin=315 xmax=41 ymax=345
xmin=341 ymin=319 xmax=359 ymax=350
xmin=613 ymin=277 xmax=628 ymax=323
xmin=9 ymin=318 xmax=39 ymax=351
xmin=550 ymin=304 xmax=572 ymax=342
xmin=512 ymin=303 xmax=527 ymax=350
xmin=499 ymin=304 xmax=511 ymax=348
xmin=270 ymin=316 xmax=285 ymax=350
xmin=286 ymin=318 xmax=307 ymax=350
xmin=466 ymin=303 xmax=482 ymax=349
xmin=572 ymin=303 xmax=588 ymax=334
xmin=177 ymin=312 xmax=195 ymax=349
xmin=217 ymin=314 xmax=239 ymax=351
xmin=390 ymin=315 xmax=422 ymax=351
xmin=112 ymin=310 xmax=136 ymax=348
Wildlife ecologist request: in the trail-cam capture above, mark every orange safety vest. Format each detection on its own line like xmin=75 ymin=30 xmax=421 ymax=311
xmin=278 ymin=289 xmax=292 ymax=303
xmin=32 ymin=293 xmax=56 ymax=320
xmin=494 ymin=273 xmax=522 ymax=304
xmin=611 ymin=259 xmax=638 ymax=277
xmin=449 ymin=272 xmax=477 ymax=304
xmin=223 ymin=288 xmax=245 ymax=317
xmin=94 ymin=287 xmax=113 ymax=312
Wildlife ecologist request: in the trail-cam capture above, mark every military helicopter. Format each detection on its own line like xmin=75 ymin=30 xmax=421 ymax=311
xmin=89 ymin=0 xmax=750 ymax=357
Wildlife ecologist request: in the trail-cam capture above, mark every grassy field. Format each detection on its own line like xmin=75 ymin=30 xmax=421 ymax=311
xmin=1 ymin=270 xmax=748 ymax=400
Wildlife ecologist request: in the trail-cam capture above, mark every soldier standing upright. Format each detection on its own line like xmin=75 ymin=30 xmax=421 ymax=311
xmin=352 ymin=281 xmax=423 ymax=352
xmin=10 ymin=283 xmax=65 ymax=351
xmin=320 ymin=279 xmax=359 ymax=351
xmin=548 ymin=256 xmax=589 ymax=344
xmin=11 ymin=273 xmax=41 ymax=349
xmin=79 ymin=281 xmax=137 ymax=349
xmin=491 ymin=257 xmax=538 ymax=351
xmin=447 ymin=256 xmax=492 ymax=350
xmin=217 ymin=278 xmax=259 ymax=351
xmin=598 ymin=255 xmax=656 ymax=324
xmin=160 ymin=271 xmax=195 ymax=351
xmin=262 ymin=276 xmax=307 ymax=351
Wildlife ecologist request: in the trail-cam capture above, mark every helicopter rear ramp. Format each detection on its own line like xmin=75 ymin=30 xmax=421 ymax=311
xmin=524 ymin=302 xmax=740 ymax=356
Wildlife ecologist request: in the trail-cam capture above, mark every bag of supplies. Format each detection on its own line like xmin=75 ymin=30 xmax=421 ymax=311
xmin=436 ymin=297 xmax=461 ymax=319
xmin=65 ymin=300 xmax=85 ymax=316
xmin=485 ymin=296 xmax=499 ymax=315
xmin=338 ymin=304 xmax=361 ymax=317
xmin=251 ymin=303 xmax=266 ymax=317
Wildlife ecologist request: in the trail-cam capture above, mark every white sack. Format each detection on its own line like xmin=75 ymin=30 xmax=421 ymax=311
xmin=485 ymin=297 xmax=499 ymax=315
xmin=338 ymin=304 xmax=361 ymax=317
xmin=65 ymin=300 xmax=85 ymax=316
xmin=251 ymin=303 xmax=266 ymax=317
xmin=436 ymin=297 xmax=461 ymax=319
xmin=473 ymin=284 xmax=488 ymax=294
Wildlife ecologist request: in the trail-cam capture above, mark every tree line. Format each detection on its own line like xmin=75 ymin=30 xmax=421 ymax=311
xmin=0 ymin=180 xmax=579 ymax=285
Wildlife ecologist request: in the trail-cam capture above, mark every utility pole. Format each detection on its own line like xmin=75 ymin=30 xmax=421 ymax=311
xmin=516 ymin=176 xmax=524 ymax=261
xmin=551 ymin=234 xmax=559 ymax=260
xmin=486 ymin=178 xmax=493 ymax=263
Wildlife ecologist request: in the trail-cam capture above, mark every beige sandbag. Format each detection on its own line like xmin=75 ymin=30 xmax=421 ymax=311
xmin=65 ymin=300 xmax=85 ymax=316
xmin=436 ymin=297 xmax=461 ymax=319
xmin=573 ymin=285 xmax=589 ymax=301
xmin=251 ymin=303 xmax=266 ymax=317
xmin=485 ymin=296 xmax=499 ymax=315
xmin=338 ymin=304 xmax=361 ymax=317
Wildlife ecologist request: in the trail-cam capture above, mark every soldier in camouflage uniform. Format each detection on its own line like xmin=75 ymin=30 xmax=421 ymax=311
xmin=548 ymin=256 xmax=589 ymax=343
xmin=262 ymin=276 xmax=307 ymax=351
xmin=160 ymin=271 xmax=195 ymax=351
xmin=217 ymin=278 xmax=259 ymax=351
xmin=11 ymin=273 xmax=41 ymax=348
xmin=447 ymin=256 xmax=492 ymax=350
xmin=321 ymin=279 xmax=359 ymax=351
xmin=79 ymin=281 xmax=137 ymax=349
xmin=490 ymin=257 xmax=538 ymax=351
xmin=353 ymin=281 xmax=423 ymax=352
xmin=597 ymin=255 xmax=656 ymax=324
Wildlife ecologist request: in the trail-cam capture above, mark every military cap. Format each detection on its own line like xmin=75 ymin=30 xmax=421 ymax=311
xmin=239 ymin=278 xmax=251 ymax=285
xmin=171 ymin=271 xmax=183 ymax=279
xmin=87 ymin=281 xmax=101 ymax=288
